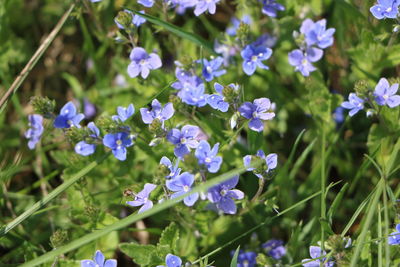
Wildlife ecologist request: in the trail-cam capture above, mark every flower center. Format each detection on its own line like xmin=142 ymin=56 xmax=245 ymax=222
xmin=67 ymin=120 xmax=73 ymax=126
xmin=180 ymin=137 xmax=187 ymax=144
xmin=383 ymin=94 xmax=389 ymax=100
xmin=140 ymin=59 xmax=146 ymax=65
xmin=301 ymin=58 xmax=308 ymax=66
xmin=183 ymin=185 xmax=190 ymax=192
xmin=251 ymin=55 xmax=258 ymax=62
xmin=220 ymin=189 xmax=227 ymax=196
xmin=116 ymin=140 xmax=123 ymax=146
xmin=205 ymin=157 xmax=212 ymax=163
xmin=252 ymin=111 xmax=258 ymax=118
xmin=206 ymin=66 xmax=213 ymax=73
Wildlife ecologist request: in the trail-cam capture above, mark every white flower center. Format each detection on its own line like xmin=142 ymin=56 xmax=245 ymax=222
xmin=383 ymin=94 xmax=389 ymax=100
xmin=183 ymin=185 xmax=190 ymax=192
xmin=140 ymin=59 xmax=146 ymax=65
xmin=67 ymin=120 xmax=73 ymax=126
xmin=251 ymin=55 xmax=258 ymax=62
xmin=116 ymin=140 xmax=122 ymax=146
xmin=206 ymin=66 xmax=213 ymax=73
xmin=205 ymin=157 xmax=212 ymax=163
xmin=301 ymin=58 xmax=308 ymax=66
xmin=220 ymin=189 xmax=227 ymax=196
xmin=387 ymin=7 xmax=392 ymax=12
xmin=180 ymin=137 xmax=187 ymax=144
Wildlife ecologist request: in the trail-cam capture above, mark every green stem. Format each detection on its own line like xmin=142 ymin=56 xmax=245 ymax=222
xmin=383 ymin=178 xmax=390 ymax=267
xmin=251 ymin=178 xmax=265 ymax=202
xmin=378 ymin=203 xmax=383 ymax=267
xmin=320 ymin=127 xmax=326 ymax=254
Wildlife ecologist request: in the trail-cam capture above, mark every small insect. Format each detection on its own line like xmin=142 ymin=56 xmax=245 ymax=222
xmin=123 ymin=188 xmax=135 ymax=197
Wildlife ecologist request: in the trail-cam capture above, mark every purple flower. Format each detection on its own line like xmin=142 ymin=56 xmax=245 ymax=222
xmin=126 ymin=183 xmax=157 ymax=213
xmin=207 ymin=82 xmax=237 ymax=112
xmin=370 ymin=0 xmax=400 ymax=19
xmin=262 ymin=239 xmax=286 ymax=260
xmin=127 ymin=47 xmax=162 ymax=79
xmin=103 ymin=132 xmax=133 ymax=161
xmin=302 ymin=246 xmax=334 ymax=267
xmin=195 ymin=140 xmax=222 ymax=173
xmin=157 ymin=253 xmax=182 ymax=267
xmin=112 ymin=104 xmax=135 ymax=122
xmin=179 ymin=84 xmax=208 ymax=107
xmin=171 ymin=67 xmax=203 ymax=91
xmin=75 ymin=122 xmax=101 ymax=156
xmin=167 ymin=125 xmax=199 ymax=158
xmin=207 ymin=175 xmax=244 ymax=214
xmin=226 ymin=15 xmax=252 ymax=36
xmin=54 ymin=101 xmax=85 ymax=129
xmin=373 ymin=78 xmax=400 ymax=108
xmin=81 ymin=250 xmax=117 ymax=267
xmin=261 ymin=0 xmax=285 ymax=17
xmin=288 ymin=47 xmax=323 ymax=76
xmin=90 ymin=0 xmax=102 ymax=2
xmin=243 ymin=150 xmax=278 ymax=178
xmin=160 ymin=156 xmax=181 ymax=179
xmin=166 ymin=172 xmax=199 ymax=206
xmin=194 ymin=0 xmax=220 ymax=16
xmin=201 ymin=57 xmax=226 ymax=82
xmin=138 ymin=0 xmax=154 ymax=7
xmin=241 ymin=44 xmax=272 ymax=76
xmin=140 ymin=99 xmax=174 ymax=125
xmin=333 ymin=106 xmax=345 ymax=125
xmin=341 ymin=93 xmax=365 ymax=117
xmin=388 ymin=224 xmax=400 ymax=245
xmin=25 ymin=114 xmax=44 ymax=150
xmin=235 ymin=250 xmax=257 ymax=267
xmin=214 ymin=40 xmax=239 ymax=66
xmin=83 ymin=98 xmax=97 ymax=119
xmin=239 ymin=98 xmax=275 ymax=132
xmin=300 ymin=19 xmax=335 ymax=49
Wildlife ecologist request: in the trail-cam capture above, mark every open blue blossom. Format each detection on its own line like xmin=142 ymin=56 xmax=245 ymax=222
xmin=127 ymin=47 xmax=162 ymax=79
xmin=262 ymin=240 xmax=286 ymax=260
xmin=171 ymin=67 xmax=203 ymax=91
xmin=341 ymin=93 xmax=365 ymax=117
xmin=81 ymin=250 xmax=117 ymax=267
xmin=207 ymin=82 xmax=237 ymax=112
xmin=333 ymin=106 xmax=345 ymax=125
xmin=157 ymin=253 xmax=182 ymax=267
xmin=115 ymin=10 xmax=146 ymax=29
xmin=241 ymin=44 xmax=272 ymax=76
xmin=54 ymin=102 xmax=85 ymax=129
xmin=160 ymin=156 xmax=181 ymax=179
xmin=167 ymin=125 xmax=199 ymax=158
xmin=194 ymin=0 xmax=220 ymax=16
xmin=207 ymin=175 xmax=244 ymax=214
xmin=90 ymin=0 xmax=102 ymax=2
xmin=226 ymin=15 xmax=252 ymax=36
xmin=239 ymin=98 xmax=275 ymax=132
xmin=195 ymin=140 xmax=222 ymax=173
xmin=388 ymin=224 xmax=400 ymax=245
xmin=75 ymin=122 xmax=101 ymax=156
xmin=200 ymin=57 xmax=226 ymax=82
xmin=138 ymin=0 xmax=154 ymax=7
xmin=302 ymin=246 xmax=334 ymax=267
xmin=140 ymin=99 xmax=174 ymax=125
xmin=373 ymin=78 xmax=400 ymax=108
xmin=288 ymin=47 xmax=323 ymax=76
xmin=235 ymin=250 xmax=257 ymax=267
xmin=370 ymin=0 xmax=400 ymax=19
xmin=127 ymin=183 xmax=157 ymax=213
xmin=83 ymin=98 xmax=96 ymax=119
xmin=300 ymin=19 xmax=335 ymax=49
xmin=25 ymin=114 xmax=44 ymax=150
xmin=244 ymin=150 xmax=278 ymax=178
xmin=261 ymin=0 xmax=285 ymax=17
xmin=166 ymin=172 xmax=199 ymax=206
xmin=103 ymin=132 xmax=133 ymax=161
xmin=179 ymin=84 xmax=208 ymax=107
xmin=112 ymin=104 xmax=135 ymax=122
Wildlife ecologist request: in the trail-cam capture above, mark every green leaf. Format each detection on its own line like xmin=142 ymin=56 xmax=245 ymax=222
xmin=158 ymin=222 xmax=179 ymax=252
xmin=327 ymin=183 xmax=349 ymax=224
xmin=119 ymin=243 xmax=158 ymax=265
xmin=230 ymin=245 xmax=240 ymax=267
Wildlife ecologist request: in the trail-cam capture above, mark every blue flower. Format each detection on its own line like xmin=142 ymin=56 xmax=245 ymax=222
xmin=300 ymin=19 xmax=335 ymax=49
xmin=157 ymin=253 xmax=182 ymax=267
xmin=195 ymin=140 xmax=222 ymax=173
xmin=243 ymin=150 xmax=278 ymax=178
xmin=194 ymin=0 xmax=220 ymax=16
xmin=226 ymin=15 xmax=252 ymax=36
xmin=262 ymin=239 xmax=286 ymax=260
xmin=166 ymin=172 xmax=199 ymax=206
xmin=288 ymin=47 xmax=323 ymax=77
xmin=112 ymin=104 xmax=135 ymax=122
xmin=235 ymin=250 xmax=257 ymax=267
xmin=90 ymin=0 xmax=102 ymax=2
xmin=127 ymin=183 xmax=157 ymax=213
xmin=373 ymin=78 xmax=400 ymax=108
xmin=207 ymin=82 xmax=237 ymax=112
xmin=388 ymin=224 xmax=400 ymax=245
xmin=115 ymin=10 xmax=146 ymax=29
xmin=103 ymin=132 xmax=133 ymax=161
xmin=127 ymin=47 xmax=162 ymax=79
xmin=75 ymin=122 xmax=101 ymax=156
xmin=261 ymin=0 xmax=285 ymax=17
xmin=81 ymin=250 xmax=117 ymax=267
xmin=167 ymin=125 xmax=199 ymax=158
xmin=201 ymin=57 xmax=226 ymax=82
xmin=341 ymin=93 xmax=365 ymax=117
xmin=25 ymin=114 xmax=44 ymax=150
xmin=207 ymin=175 xmax=244 ymax=214
xmin=160 ymin=156 xmax=181 ymax=179
xmin=171 ymin=67 xmax=203 ymax=91
xmin=179 ymin=84 xmax=208 ymax=107
xmin=239 ymin=98 xmax=275 ymax=132
xmin=138 ymin=0 xmax=154 ymax=7
xmin=370 ymin=0 xmax=400 ymax=19
xmin=83 ymin=98 xmax=96 ymax=119
xmin=54 ymin=102 xmax=85 ymax=129
xmin=140 ymin=99 xmax=174 ymax=125
xmin=241 ymin=44 xmax=272 ymax=76
xmin=302 ymin=246 xmax=334 ymax=267
xmin=333 ymin=106 xmax=345 ymax=125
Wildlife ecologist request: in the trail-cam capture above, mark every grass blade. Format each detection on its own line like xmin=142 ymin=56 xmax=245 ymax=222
xmin=230 ymin=246 xmax=240 ymax=267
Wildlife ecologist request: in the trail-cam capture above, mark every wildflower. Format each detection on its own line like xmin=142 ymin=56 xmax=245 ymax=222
xmin=133 ymin=11 xmax=146 ymax=27
xmin=179 ymin=83 xmax=208 ymax=107
xmin=288 ymin=47 xmax=323 ymax=76
xmin=127 ymin=47 xmax=162 ymax=79
xmin=138 ymin=0 xmax=154 ymax=7
xmin=261 ymin=0 xmax=285 ymax=17
xmin=90 ymin=0 xmax=102 ymax=2
xmin=83 ymin=98 xmax=96 ymax=119
xmin=226 ymin=15 xmax=252 ymax=36
xmin=262 ymin=239 xmax=286 ymax=260
xmin=81 ymin=250 xmax=117 ymax=267
xmin=112 ymin=104 xmax=135 ymax=122
xmin=302 ymin=246 xmax=334 ymax=267
xmin=171 ymin=67 xmax=203 ymax=91
xmin=140 ymin=99 xmax=174 ymax=125
xmin=25 ymin=114 xmax=44 ymax=149
xmin=207 ymin=175 xmax=244 ymax=214
xmin=388 ymin=224 xmax=400 ymax=245
xmin=241 ymin=44 xmax=272 ymax=76
xmin=194 ymin=0 xmax=220 ymax=16
xmin=238 ymin=98 xmax=275 ymax=132
xmin=300 ymin=19 xmax=335 ymax=49
xmin=157 ymin=253 xmax=182 ymax=267
xmin=115 ymin=10 xmax=146 ymax=29
xmin=373 ymin=78 xmax=400 ymax=108
xmin=166 ymin=172 xmax=199 ymax=206
xmin=126 ymin=183 xmax=157 ymax=213
xmin=195 ymin=140 xmax=222 ymax=173
xmin=243 ymin=150 xmax=278 ymax=178
xmin=54 ymin=101 xmax=85 ymax=129
xmin=235 ymin=250 xmax=257 ymax=267
xmin=370 ymin=0 xmax=400 ymax=19
xmin=167 ymin=125 xmax=199 ymax=158
xmin=75 ymin=122 xmax=101 ymax=156
xmin=201 ymin=57 xmax=226 ymax=82
xmin=341 ymin=93 xmax=365 ymax=117
xmin=333 ymin=107 xmax=345 ymax=125
xmin=103 ymin=132 xmax=133 ymax=161
xmin=160 ymin=156 xmax=181 ymax=179
xmin=207 ymin=82 xmax=237 ymax=112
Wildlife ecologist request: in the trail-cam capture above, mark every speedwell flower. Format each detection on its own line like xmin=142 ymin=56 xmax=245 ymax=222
xmin=241 ymin=44 xmax=272 ymax=76
xmin=195 ymin=140 xmax=222 ymax=173
xmin=373 ymin=78 xmax=400 ymax=108
xmin=127 ymin=47 xmax=162 ymax=79
xmin=207 ymin=175 xmax=244 ymax=214
xmin=126 ymin=183 xmax=157 ymax=213
xmin=103 ymin=132 xmax=133 ymax=161
xmin=167 ymin=125 xmax=199 ymax=158
xmin=25 ymin=114 xmax=44 ymax=150
xmin=54 ymin=101 xmax=85 ymax=129
xmin=238 ymin=98 xmax=275 ymax=132
xmin=81 ymin=250 xmax=117 ymax=267
xmin=166 ymin=172 xmax=199 ymax=206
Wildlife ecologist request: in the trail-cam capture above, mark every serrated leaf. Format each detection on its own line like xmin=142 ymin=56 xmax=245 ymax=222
xmin=158 ymin=222 xmax=180 ymax=252
xmin=119 ymin=243 xmax=157 ymax=265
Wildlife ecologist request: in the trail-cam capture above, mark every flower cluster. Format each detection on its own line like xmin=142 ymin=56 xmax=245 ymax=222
xmin=137 ymin=0 xmax=220 ymax=16
xmin=81 ymin=250 xmax=117 ymax=267
xmin=25 ymin=114 xmax=44 ymax=149
xmin=370 ymin=0 xmax=400 ymax=19
xmin=301 ymin=246 xmax=335 ymax=267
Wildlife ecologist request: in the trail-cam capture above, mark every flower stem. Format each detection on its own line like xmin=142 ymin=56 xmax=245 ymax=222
xmin=251 ymin=178 xmax=265 ymax=202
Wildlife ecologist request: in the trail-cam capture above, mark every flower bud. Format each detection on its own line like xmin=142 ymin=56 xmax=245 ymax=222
xmin=50 ymin=229 xmax=68 ymax=248
xmin=30 ymin=96 xmax=55 ymax=118
xmin=115 ymin=11 xmax=133 ymax=30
